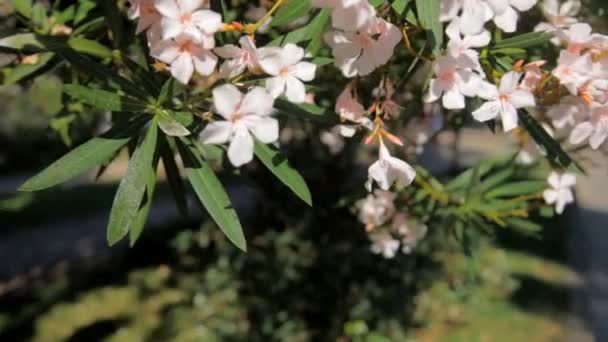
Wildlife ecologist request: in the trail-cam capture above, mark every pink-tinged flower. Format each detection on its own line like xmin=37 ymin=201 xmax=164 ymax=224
xmin=569 ymin=104 xmax=608 ymax=149
xmin=313 ymin=0 xmax=375 ymax=31
xmin=155 ymin=0 xmax=221 ymax=44
xmin=519 ymin=60 xmax=547 ymax=91
xmin=356 ymin=190 xmax=396 ymax=230
xmin=214 ymin=36 xmax=262 ymax=79
xmin=258 ymin=44 xmax=317 ymax=103
xmin=324 ymin=17 xmax=401 ymax=78
xmin=369 ymin=231 xmax=400 ymax=259
xmin=488 ymin=0 xmax=538 ymax=33
xmin=392 ymin=214 xmax=428 ymax=254
xmin=151 ymin=34 xmax=217 ymax=84
xmin=200 ymin=85 xmax=278 ymax=166
xmin=128 ymin=0 xmax=161 ymax=33
xmin=366 ymin=142 xmax=416 ymax=192
xmin=441 ymin=0 xmax=494 ymax=36
xmin=472 ymin=71 xmax=536 ymax=132
xmin=424 ymin=56 xmax=483 ymax=110
xmin=547 ymin=95 xmax=588 ymax=129
xmin=379 ymin=78 xmax=401 ymax=118
xmin=335 ymin=85 xmax=372 ymax=137
xmin=551 ymin=50 xmax=592 ymax=95
xmin=445 ymin=19 xmax=490 ymax=75
xmin=534 ymin=0 xmax=580 ymax=45
xmin=557 ymin=23 xmax=593 ymax=54
xmin=543 ymin=171 xmax=576 ymax=214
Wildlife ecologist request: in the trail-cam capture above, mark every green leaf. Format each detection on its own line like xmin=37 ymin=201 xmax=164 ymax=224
xmin=3 ymin=52 xmax=55 ymax=85
xmin=157 ymin=110 xmax=191 ymax=137
xmin=254 ymin=140 xmax=313 ymax=206
xmin=37 ymin=35 xmax=148 ymax=99
xmin=391 ymin=0 xmax=409 ymax=15
xmin=518 ymin=109 xmax=574 ymax=169
xmin=0 ymin=33 xmax=43 ymax=51
xmin=12 ymin=0 xmax=33 ymax=18
xmin=129 ymin=157 xmax=159 ymax=246
xmin=274 ymin=98 xmax=337 ymax=124
xmin=160 ymin=136 xmax=189 ymax=217
xmin=32 ymin=3 xmax=50 ymax=32
xmin=492 ymin=31 xmax=553 ymax=50
xmin=64 ymin=84 xmax=149 ymax=112
xmin=485 ymin=180 xmax=546 ymax=198
xmin=107 ymin=120 xmax=159 ymax=245
xmin=271 ymin=0 xmax=311 ymax=27
xmin=415 ymin=0 xmax=443 ymax=53
xmin=67 ymin=37 xmax=113 ymax=59
xmin=100 ymin=0 xmax=125 ymax=48
xmin=19 ymin=118 xmax=145 ymax=192
xmin=177 ymin=139 xmax=247 ymax=252
xmin=122 ymin=57 xmax=163 ymax=97
xmin=74 ymin=0 xmax=97 ymax=25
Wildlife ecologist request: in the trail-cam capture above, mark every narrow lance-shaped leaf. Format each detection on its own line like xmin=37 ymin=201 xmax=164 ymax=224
xmin=518 ymin=109 xmax=575 ymax=169
xmin=271 ymin=0 xmax=312 ymax=27
xmin=64 ymin=84 xmax=149 ymax=112
xmin=3 ymin=52 xmax=55 ymax=85
xmin=254 ymin=140 xmax=313 ymax=206
xmin=177 ymin=138 xmax=247 ymax=252
xmin=129 ymin=156 xmax=160 ymax=246
xmin=415 ymin=0 xmax=443 ymax=53
xmin=160 ymin=136 xmax=189 ymax=217
xmin=107 ymin=120 xmax=159 ymax=245
xmin=492 ymin=31 xmax=553 ymax=50
xmin=37 ymin=35 xmax=148 ymax=99
xmin=19 ymin=118 xmax=146 ymax=192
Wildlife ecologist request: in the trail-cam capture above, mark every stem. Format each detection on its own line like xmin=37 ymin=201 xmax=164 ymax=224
xmin=400 ymin=27 xmax=432 ymax=63
xmin=244 ymin=0 xmax=286 ymax=34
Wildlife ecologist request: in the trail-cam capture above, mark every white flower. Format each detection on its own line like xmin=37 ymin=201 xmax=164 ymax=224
xmin=551 ymin=50 xmax=593 ymax=95
xmin=335 ymin=85 xmax=372 ymax=137
xmin=446 ymin=18 xmax=491 ymax=75
xmin=534 ymin=0 xmax=580 ymax=45
xmin=424 ymin=56 xmax=483 ymax=110
xmin=369 ymin=231 xmax=400 ymax=259
xmin=259 ymin=44 xmax=317 ymax=103
xmin=472 ymin=71 xmax=536 ymax=132
xmin=441 ymin=0 xmax=537 ymax=35
xmin=151 ymin=34 xmax=217 ymax=84
xmin=324 ymin=17 xmax=401 ymax=78
xmin=391 ymin=213 xmax=428 ymax=254
xmin=543 ymin=171 xmax=576 ymax=214
xmin=488 ymin=0 xmax=538 ymax=33
xmin=128 ymin=0 xmax=161 ymax=33
xmin=547 ymin=95 xmax=588 ymax=129
xmin=569 ymin=104 xmax=608 ymax=149
xmin=366 ymin=142 xmax=416 ymax=191
xmin=214 ymin=36 xmax=262 ymax=79
xmin=557 ymin=22 xmax=593 ymax=54
xmin=313 ymin=0 xmax=375 ymax=31
xmin=199 ymin=85 xmax=278 ymax=167
xmin=155 ymin=0 xmax=221 ymax=44
xmin=356 ymin=190 xmax=396 ymax=230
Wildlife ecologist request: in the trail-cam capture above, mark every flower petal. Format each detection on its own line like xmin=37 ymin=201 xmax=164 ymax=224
xmin=227 ymin=125 xmax=254 ymax=167
xmin=212 ymin=84 xmax=243 ymax=119
xmin=171 ymin=53 xmax=194 ymax=84
xmin=199 ymin=121 xmax=233 ymax=144
xmin=284 ymin=76 xmax=307 ymax=103
xmin=241 ymin=87 xmax=275 ymax=116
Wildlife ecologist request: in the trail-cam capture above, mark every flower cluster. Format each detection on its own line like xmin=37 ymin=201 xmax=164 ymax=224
xmin=356 ymin=190 xmax=428 ymax=259
xmin=123 ymin=0 xmax=608 ymax=253
xmin=128 ymin=0 xmax=319 ymax=166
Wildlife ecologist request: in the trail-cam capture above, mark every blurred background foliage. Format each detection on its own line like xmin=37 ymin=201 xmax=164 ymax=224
xmin=1 ymin=0 xmax=606 ymax=341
